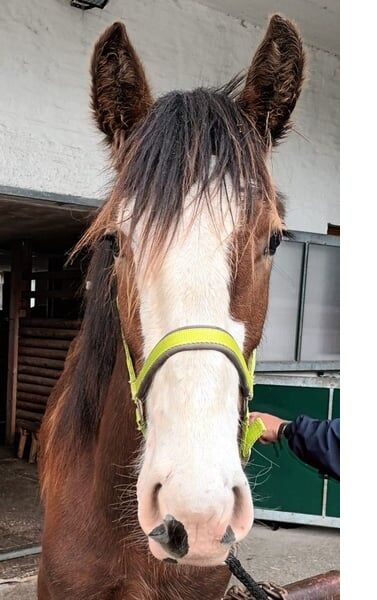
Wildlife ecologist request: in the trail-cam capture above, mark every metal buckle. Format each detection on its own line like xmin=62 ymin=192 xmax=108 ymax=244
xmin=134 ymin=398 xmax=146 ymax=434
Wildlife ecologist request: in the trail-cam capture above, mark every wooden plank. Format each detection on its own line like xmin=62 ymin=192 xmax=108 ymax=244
xmin=19 ymin=346 xmax=67 ymax=361
xmin=29 ymin=432 xmax=39 ymax=464
xmin=17 ymin=428 xmax=28 ymax=459
xmin=21 ymin=318 xmax=81 ymax=329
xmin=18 ymin=392 xmax=48 ymax=405
xmin=20 ymin=338 xmax=72 ymax=350
xmin=20 ymin=327 xmax=78 ymax=339
xmin=18 ymin=354 xmax=65 ymax=369
xmin=16 ymin=409 xmax=43 ymax=422
xmin=18 ymin=365 xmax=62 ymax=379
xmin=18 ymin=401 xmax=45 ymax=413
xmin=18 ymin=383 xmax=52 ymax=396
xmin=18 ymin=374 xmax=57 ymax=388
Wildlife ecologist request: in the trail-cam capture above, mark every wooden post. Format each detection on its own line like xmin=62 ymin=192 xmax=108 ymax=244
xmin=17 ymin=427 xmax=28 ymax=459
xmin=6 ymin=241 xmax=31 ymax=445
xmin=29 ymin=432 xmax=39 ymax=464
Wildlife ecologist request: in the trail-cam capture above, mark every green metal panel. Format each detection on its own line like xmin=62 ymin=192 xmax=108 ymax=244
xmin=326 ymin=389 xmax=340 ymax=518
xmin=247 ymin=384 xmax=329 ymax=516
xmin=332 ymin=389 xmax=340 ymax=417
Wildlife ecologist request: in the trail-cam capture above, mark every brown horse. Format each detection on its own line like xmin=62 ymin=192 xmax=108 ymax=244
xmin=38 ymin=15 xmax=304 ymax=600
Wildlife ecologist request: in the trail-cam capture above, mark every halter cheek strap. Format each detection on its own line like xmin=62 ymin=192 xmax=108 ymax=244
xmin=120 ymin=325 xmax=265 ymax=463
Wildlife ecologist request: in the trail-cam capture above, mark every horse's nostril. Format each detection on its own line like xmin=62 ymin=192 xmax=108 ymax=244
xmin=220 ymin=525 xmax=236 ymax=544
xmin=148 ymin=523 xmax=169 ymax=544
xmin=164 ymin=514 xmax=189 ymax=558
xmin=148 ymin=514 xmax=189 ymax=558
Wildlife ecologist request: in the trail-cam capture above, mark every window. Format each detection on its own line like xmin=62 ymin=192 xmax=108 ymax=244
xmin=257 ymin=231 xmax=340 ymax=372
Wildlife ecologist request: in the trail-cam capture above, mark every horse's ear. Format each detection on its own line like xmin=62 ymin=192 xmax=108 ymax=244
xmin=238 ymin=15 xmax=305 ymax=145
xmin=91 ymin=22 xmax=152 ymax=156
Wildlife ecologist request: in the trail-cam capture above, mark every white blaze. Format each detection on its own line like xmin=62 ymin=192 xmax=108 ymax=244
xmin=121 ymin=179 xmax=254 ymax=561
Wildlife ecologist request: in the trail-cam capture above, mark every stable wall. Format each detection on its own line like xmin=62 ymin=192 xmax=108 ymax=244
xmin=0 ymin=0 xmax=339 ymax=233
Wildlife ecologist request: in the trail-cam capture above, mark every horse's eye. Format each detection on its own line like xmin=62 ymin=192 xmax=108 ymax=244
xmin=266 ymin=231 xmax=282 ymax=256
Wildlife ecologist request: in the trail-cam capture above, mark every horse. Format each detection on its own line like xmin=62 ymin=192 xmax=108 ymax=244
xmin=38 ymin=14 xmax=305 ymax=600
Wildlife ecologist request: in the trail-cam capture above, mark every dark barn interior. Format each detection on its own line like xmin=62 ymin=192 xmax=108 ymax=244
xmin=0 ymin=192 xmax=96 ymax=576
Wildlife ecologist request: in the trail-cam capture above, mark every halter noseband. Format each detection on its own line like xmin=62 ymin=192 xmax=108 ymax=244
xmin=120 ymin=323 xmax=265 ymax=464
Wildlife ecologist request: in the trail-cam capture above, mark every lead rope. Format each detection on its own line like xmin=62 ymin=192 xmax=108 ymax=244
xmin=225 ymin=554 xmax=270 ymax=600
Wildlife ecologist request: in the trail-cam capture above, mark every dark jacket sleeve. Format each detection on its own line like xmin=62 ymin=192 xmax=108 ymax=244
xmin=284 ymin=416 xmax=340 ymax=480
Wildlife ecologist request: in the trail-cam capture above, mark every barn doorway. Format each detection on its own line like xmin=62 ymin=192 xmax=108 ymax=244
xmin=0 ymin=193 xmax=96 ymax=568
xmin=0 ymin=194 xmax=95 ymax=451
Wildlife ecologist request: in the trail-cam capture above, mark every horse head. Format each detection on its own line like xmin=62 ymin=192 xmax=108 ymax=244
xmin=84 ymin=15 xmax=304 ymax=567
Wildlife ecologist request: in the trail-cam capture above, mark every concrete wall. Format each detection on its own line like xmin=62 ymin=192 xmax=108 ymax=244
xmin=0 ymin=0 xmax=339 ymax=233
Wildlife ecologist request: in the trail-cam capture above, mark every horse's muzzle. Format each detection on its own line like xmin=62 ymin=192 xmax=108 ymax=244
xmin=148 ymin=515 xmax=239 ymax=565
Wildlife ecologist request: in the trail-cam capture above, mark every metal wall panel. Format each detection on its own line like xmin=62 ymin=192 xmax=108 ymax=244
xmin=301 ymin=244 xmax=340 ymax=361
xmin=258 ymin=242 xmax=304 ymax=361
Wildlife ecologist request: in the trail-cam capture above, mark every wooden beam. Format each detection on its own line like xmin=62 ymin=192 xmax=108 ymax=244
xmin=18 ymin=373 xmax=57 ymax=387
xmin=21 ymin=318 xmax=81 ymax=328
xmin=20 ymin=327 xmax=78 ymax=339
xmin=18 ymin=392 xmax=48 ymax=404
xmin=19 ymin=338 xmax=72 ymax=350
xmin=6 ymin=241 xmax=31 ymax=444
xmin=18 ymin=401 xmax=46 ymax=413
xmin=17 ymin=382 xmax=52 ymax=396
xmin=18 ymin=365 xmax=62 ymax=379
xmin=18 ymin=346 xmax=68 ymax=361
xmin=16 ymin=409 xmax=43 ymax=422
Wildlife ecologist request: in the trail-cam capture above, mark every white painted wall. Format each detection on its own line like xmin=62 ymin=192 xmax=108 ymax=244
xmin=0 ymin=0 xmax=339 ymax=233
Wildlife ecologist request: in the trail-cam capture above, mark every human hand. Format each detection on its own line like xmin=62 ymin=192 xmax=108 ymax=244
xmin=249 ymin=411 xmax=288 ymax=444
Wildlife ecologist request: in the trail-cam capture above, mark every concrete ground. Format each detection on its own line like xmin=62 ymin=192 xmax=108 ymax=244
xmin=0 ymin=453 xmax=339 ymax=599
xmin=0 ymin=449 xmax=41 ymax=559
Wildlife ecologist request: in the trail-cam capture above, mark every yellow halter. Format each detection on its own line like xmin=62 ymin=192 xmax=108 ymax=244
xmin=121 ymin=325 xmax=265 ymax=463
